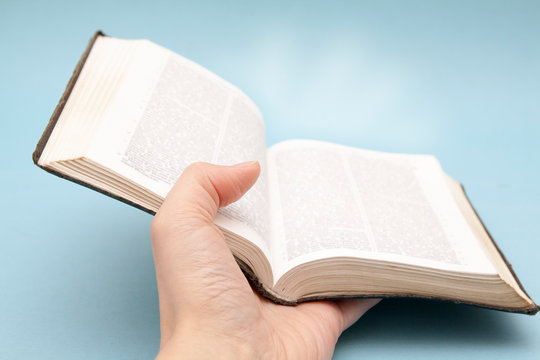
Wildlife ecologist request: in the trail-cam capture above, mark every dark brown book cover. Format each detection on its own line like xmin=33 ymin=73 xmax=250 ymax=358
xmin=33 ymin=31 xmax=103 ymax=165
xmin=32 ymin=31 xmax=156 ymax=215
xmin=32 ymin=32 xmax=538 ymax=315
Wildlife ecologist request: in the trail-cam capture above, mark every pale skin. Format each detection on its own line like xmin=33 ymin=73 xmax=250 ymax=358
xmin=151 ymin=161 xmax=379 ymax=359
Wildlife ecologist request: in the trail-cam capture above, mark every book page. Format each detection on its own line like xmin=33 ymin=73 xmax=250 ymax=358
xmin=267 ymin=140 xmax=496 ymax=281
xmin=86 ymin=39 xmax=270 ymax=257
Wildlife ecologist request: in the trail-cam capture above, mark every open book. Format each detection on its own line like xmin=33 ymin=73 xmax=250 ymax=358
xmin=33 ymin=32 xmax=538 ymax=314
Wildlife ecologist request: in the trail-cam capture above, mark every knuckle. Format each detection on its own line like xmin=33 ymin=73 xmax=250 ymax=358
xmin=184 ymin=161 xmax=209 ymax=175
xmin=151 ymin=208 xmax=214 ymax=242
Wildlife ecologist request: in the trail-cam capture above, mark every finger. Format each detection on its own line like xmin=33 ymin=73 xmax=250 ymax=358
xmin=336 ymin=298 xmax=381 ymax=331
xmin=150 ymin=161 xmax=260 ymax=335
xmin=155 ymin=161 xmax=260 ymax=227
xmin=151 ymin=161 xmax=260 ymax=269
xmin=151 ymin=161 xmax=261 ymax=303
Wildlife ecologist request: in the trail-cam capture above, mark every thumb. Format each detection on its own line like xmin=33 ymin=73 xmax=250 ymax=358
xmin=155 ymin=161 xmax=260 ymax=228
xmin=150 ymin=161 xmax=261 ymax=338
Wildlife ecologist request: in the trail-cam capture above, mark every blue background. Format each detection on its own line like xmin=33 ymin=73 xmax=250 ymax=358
xmin=1 ymin=0 xmax=539 ymax=358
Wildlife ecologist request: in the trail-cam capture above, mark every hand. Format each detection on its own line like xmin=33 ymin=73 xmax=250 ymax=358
xmin=151 ymin=161 xmax=379 ymax=359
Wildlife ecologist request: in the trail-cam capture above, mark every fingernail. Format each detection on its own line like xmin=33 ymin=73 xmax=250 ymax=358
xmin=232 ymin=161 xmax=258 ymax=167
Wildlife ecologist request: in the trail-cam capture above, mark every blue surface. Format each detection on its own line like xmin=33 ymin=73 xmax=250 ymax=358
xmin=1 ymin=0 xmax=539 ymax=358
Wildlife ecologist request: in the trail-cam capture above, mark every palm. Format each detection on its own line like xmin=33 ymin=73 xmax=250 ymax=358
xmin=183 ymin=224 xmax=375 ymax=360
